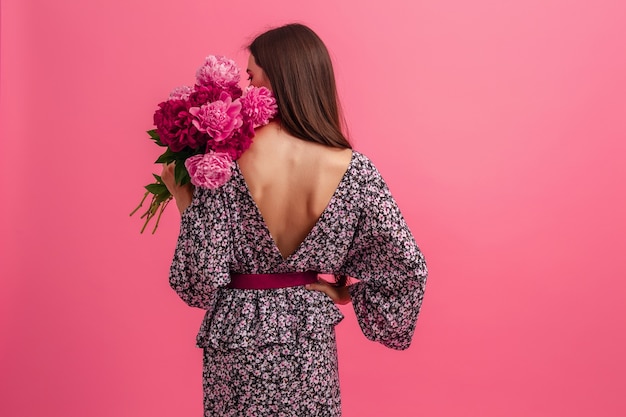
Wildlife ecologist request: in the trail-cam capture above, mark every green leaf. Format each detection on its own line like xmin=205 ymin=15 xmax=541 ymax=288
xmin=152 ymin=173 xmax=162 ymax=183
xmin=155 ymin=148 xmax=177 ymax=164
xmin=145 ymin=183 xmax=168 ymax=195
xmin=174 ymin=162 xmax=190 ymax=185
xmin=155 ymin=192 xmax=172 ymax=204
xmin=177 ymin=147 xmax=197 ymax=160
xmin=147 ymin=129 xmax=165 ymax=146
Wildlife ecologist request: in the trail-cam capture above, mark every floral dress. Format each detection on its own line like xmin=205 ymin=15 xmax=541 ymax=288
xmin=169 ymin=151 xmax=427 ymax=417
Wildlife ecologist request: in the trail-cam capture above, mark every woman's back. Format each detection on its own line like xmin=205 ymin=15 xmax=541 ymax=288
xmin=237 ymin=120 xmax=353 ymax=259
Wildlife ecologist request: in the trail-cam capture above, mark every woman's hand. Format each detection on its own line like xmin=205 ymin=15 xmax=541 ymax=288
xmin=306 ymin=279 xmax=352 ymax=305
xmin=161 ymin=163 xmax=194 ymax=214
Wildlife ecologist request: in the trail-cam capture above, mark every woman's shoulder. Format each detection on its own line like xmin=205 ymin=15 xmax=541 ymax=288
xmin=347 ymin=150 xmax=383 ymax=180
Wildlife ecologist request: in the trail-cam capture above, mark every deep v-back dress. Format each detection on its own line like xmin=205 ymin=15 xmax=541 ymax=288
xmin=169 ymin=151 xmax=427 ymax=417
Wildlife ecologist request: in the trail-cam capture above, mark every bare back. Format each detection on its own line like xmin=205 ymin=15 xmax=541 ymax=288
xmin=237 ymin=121 xmax=353 ymax=260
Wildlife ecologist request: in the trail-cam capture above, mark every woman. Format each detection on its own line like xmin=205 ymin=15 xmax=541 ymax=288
xmin=162 ymin=23 xmax=427 ymax=417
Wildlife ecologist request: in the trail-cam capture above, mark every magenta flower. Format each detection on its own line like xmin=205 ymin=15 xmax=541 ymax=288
xmin=214 ymin=120 xmax=254 ymax=160
xmin=189 ymin=85 xmax=224 ymax=106
xmin=196 ymin=55 xmax=240 ymax=89
xmin=153 ymin=99 xmax=207 ymax=152
xmin=168 ymin=85 xmax=193 ymax=101
xmin=184 ymin=152 xmax=233 ymax=189
xmin=189 ymin=94 xmax=243 ymax=142
xmin=190 ymin=84 xmax=242 ymax=107
xmin=240 ymin=86 xmax=278 ymax=127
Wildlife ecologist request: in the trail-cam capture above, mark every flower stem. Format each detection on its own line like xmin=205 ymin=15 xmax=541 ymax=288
xmin=130 ymin=191 xmax=150 ymax=216
xmin=139 ymin=195 xmax=158 ymax=233
xmin=139 ymin=210 xmax=152 ymax=234
xmin=152 ymin=196 xmax=173 ymax=234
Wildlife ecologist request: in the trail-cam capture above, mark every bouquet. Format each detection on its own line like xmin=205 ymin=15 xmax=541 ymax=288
xmin=130 ymin=55 xmax=278 ymax=233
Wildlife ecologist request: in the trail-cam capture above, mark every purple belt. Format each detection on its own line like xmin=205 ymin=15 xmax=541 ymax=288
xmin=226 ymin=271 xmax=319 ymax=290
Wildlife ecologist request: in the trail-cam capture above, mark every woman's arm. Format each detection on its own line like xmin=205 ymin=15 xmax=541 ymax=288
xmin=161 ymin=163 xmax=194 ymax=214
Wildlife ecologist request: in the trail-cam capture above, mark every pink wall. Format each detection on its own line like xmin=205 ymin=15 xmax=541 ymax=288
xmin=1 ymin=0 xmax=625 ymax=416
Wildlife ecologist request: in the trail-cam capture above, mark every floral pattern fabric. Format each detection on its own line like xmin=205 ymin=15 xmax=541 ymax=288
xmin=169 ymin=151 xmax=427 ymax=416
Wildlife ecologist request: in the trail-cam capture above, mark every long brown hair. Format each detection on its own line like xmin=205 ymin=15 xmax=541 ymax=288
xmin=249 ymin=24 xmax=350 ymax=287
xmin=248 ymin=23 xmax=351 ymax=150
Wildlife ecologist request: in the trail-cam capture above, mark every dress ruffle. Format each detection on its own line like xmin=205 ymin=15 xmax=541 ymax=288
xmin=196 ymin=286 xmax=344 ymax=350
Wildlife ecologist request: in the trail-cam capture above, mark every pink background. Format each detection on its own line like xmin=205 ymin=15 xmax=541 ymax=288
xmin=1 ymin=0 xmax=625 ymax=416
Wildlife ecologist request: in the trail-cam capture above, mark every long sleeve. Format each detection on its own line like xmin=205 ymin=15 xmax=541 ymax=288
xmin=340 ymin=163 xmax=427 ymax=350
xmin=169 ymin=186 xmax=233 ymax=309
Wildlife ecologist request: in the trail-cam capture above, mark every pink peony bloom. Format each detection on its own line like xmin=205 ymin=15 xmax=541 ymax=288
xmin=196 ymin=55 xmax=240 ymax=89
xmin=153 ymin=99 xmax=208 ymax=152
xmin=189 ymin=85 xmax=224 ymax=106
xmin=240 ymin=86 xmax=278 ymax=127
xmin=189 ymin=93 xmax=243 ymax=142
xmin=189 ymin=84 xmax=243 ymax=107
xmin=168 ymin=85 xmax=193 ymax=101
xmin=185 ymin=152 xmax=233 ymax=189
xmin=213 ymin=120 xmax=255 ymax=160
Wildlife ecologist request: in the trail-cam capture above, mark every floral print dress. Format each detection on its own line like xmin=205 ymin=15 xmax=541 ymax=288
xmin=169 ymin=151 xmax=427 ymax=417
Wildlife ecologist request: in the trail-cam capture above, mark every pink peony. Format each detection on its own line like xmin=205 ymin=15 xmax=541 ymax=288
xmin=153 ymin=99 xmax=208 ymax=152
xmin=189 ymin=93 xmax=243 ymax=142
xmin=189 ymin=85 xmax=224 ymax=106
xmin=185 ymin=152 xmax=233 ymax=189
xmin=190 ymin=84 xmax=243 ymax=106
xmin=168 ymin=85 xmax=193 ymax=101
xmin=213 ymin=120 xmax=255 ymax=160
xmin=240 ymin=86 xmax=278 ymax=127
xmin=196 ymin=55 xmax=240 ymax=89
